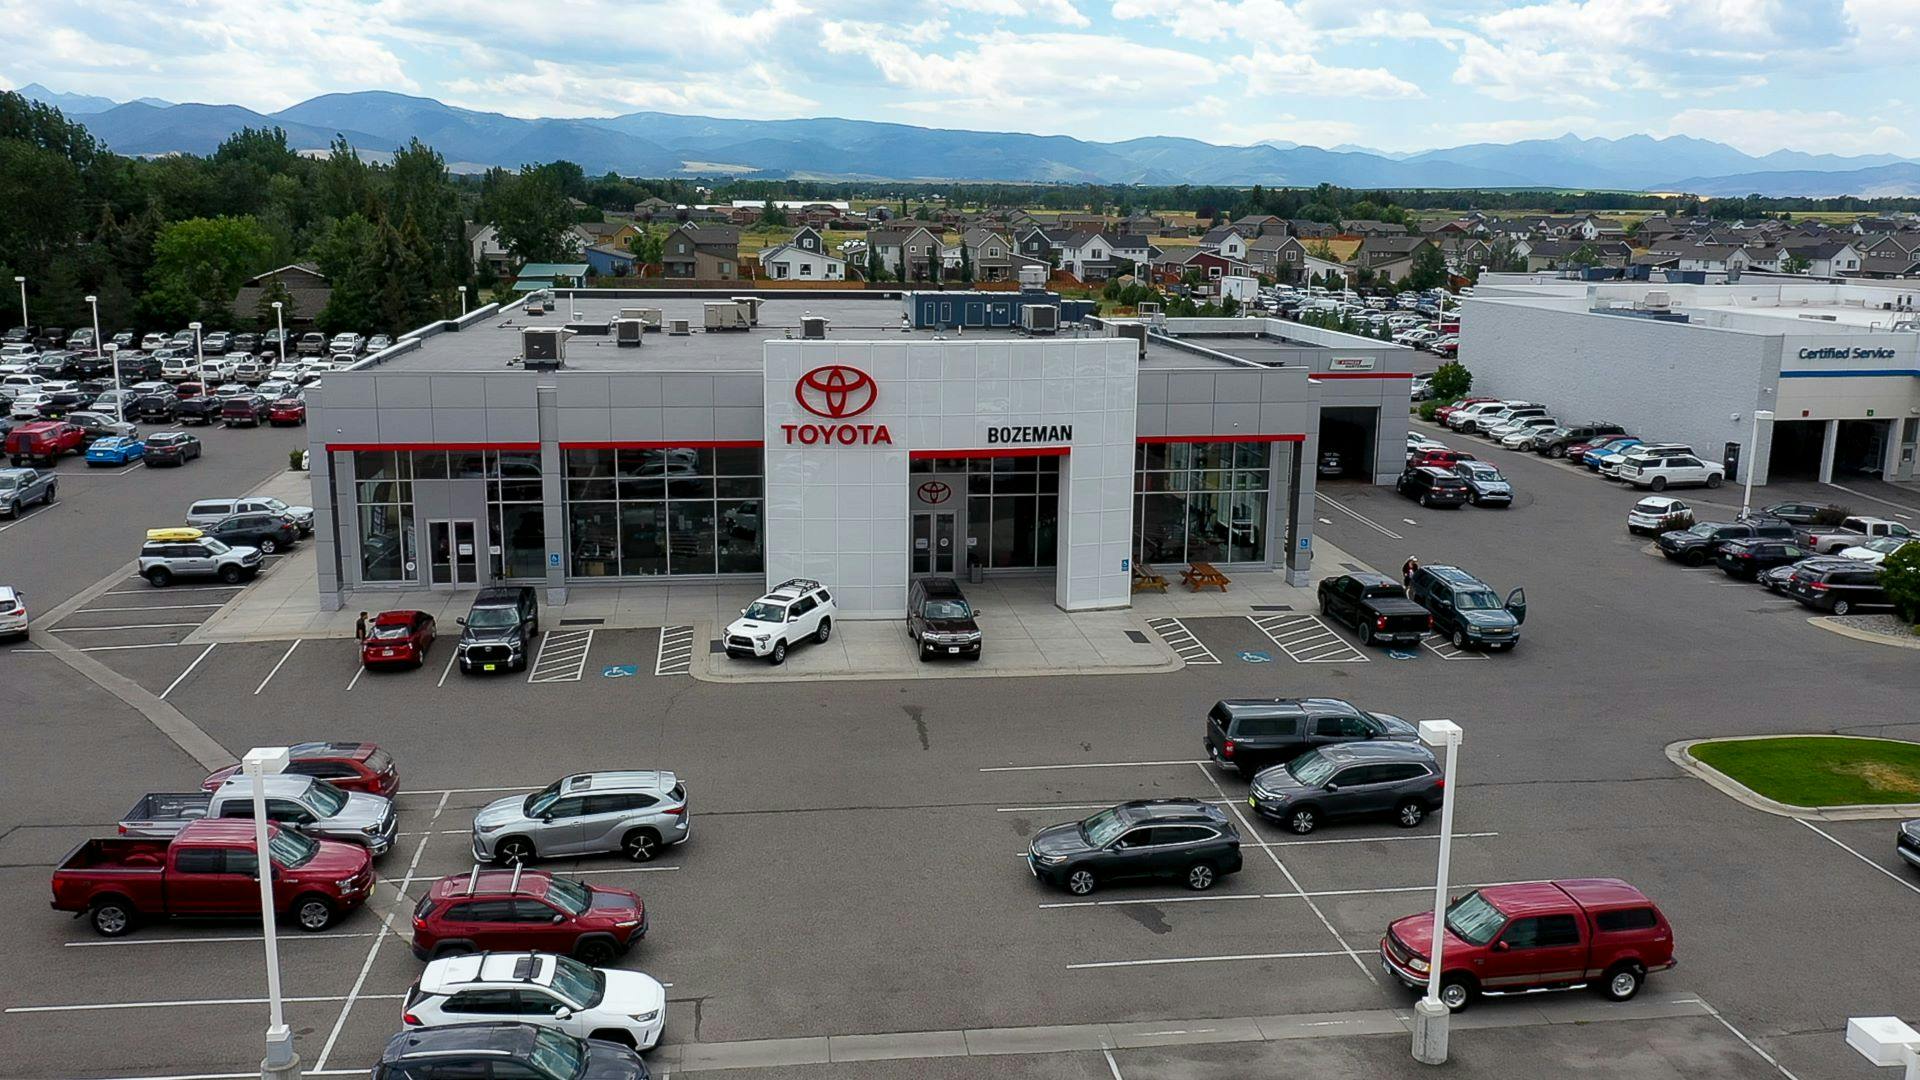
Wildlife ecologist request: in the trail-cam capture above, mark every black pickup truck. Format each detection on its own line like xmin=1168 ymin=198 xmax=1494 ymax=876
xmin=1317 ymin=572 xmax=1432 ymax=647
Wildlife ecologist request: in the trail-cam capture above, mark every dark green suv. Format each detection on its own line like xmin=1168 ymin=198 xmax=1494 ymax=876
xmin=1409 ymin=564 xmax=1526 ymax=651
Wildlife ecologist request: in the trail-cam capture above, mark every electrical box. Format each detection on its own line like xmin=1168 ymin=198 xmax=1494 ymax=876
xmin=667 ymin=318 xmax=692 ymax=336
xmin=522 ymin=328 xmax=566 ymax=369
xmin=801 ymin=316 xmax=828 ymax=340
xmin=614 ymin=319 xmax=644 ymax=347
xmin=1020 ymin=304 xmax=1059 ymax=334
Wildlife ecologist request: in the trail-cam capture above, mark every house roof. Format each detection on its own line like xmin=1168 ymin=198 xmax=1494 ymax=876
xmin=516 ymin=263 xmax=591 ymax=277
xmin=670 ymin=224 xmax=740 ymax=247
xmin=241 ymin=263 xmax=326 ymax=287
xmin=1247 ymin=234 xmax=1298 ymax=252
xmin=1360 ymin=236 xmax=1428 ymax=255
xmin=760 ymin=242 xmax=846 ymax=266
xmin=1854 ymin=254 xmax=1920 ymax=275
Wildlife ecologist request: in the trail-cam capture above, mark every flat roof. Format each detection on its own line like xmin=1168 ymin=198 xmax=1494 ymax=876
xmin=378 ymin=295 xmax=1265 ymax=374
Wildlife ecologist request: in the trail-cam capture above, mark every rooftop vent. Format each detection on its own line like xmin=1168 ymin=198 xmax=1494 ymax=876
xmin=521 ymin=327 xmax=568 ymax=369
xmin=668 ymin=318 xmax=692 ymax=336
xmin=801 ymin=315 xmax=828 ymax=340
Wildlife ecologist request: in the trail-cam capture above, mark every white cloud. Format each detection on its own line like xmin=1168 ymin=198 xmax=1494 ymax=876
xmin=1191 ymin=97 xmax=1365 ymax=148
xmin=1663 ymin=108 xmax=1919 ymax=157
xmin=444 ymin=61 xmax=817 ymax=120
xmin=1226 ymin=48 xmax=1424 ymax=99
xmin=932 ymin=0 xmax=1089 ymax=27
xmin=1110 ymin=0 xmax=1310 ymax=42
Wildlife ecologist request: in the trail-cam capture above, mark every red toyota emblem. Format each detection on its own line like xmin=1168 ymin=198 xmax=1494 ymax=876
xmin=796 ymin=365 xmax=877 ymax=419
xmin=918 ymin=481 xmax=952 ymax=504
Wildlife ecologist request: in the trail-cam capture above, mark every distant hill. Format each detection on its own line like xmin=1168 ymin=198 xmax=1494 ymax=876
xmin=22 ymin=85 xmax=1919 ymax=195
xmin=15 ymin=82 xmax=170 ymax=114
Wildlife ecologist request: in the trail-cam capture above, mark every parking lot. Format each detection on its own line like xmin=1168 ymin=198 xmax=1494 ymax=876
xmin=4 ymin=412 xmax=1920 ymax=1079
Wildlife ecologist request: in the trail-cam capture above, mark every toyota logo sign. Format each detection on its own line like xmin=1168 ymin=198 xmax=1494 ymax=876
xmin=917 ymin=481 xmax=952 ymax=505
xmin=796 ymin=365 xmax=877 ymax=419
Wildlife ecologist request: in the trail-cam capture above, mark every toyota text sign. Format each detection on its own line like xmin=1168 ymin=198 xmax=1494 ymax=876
xmin=784 ymin=365 xmax=893 ymax=445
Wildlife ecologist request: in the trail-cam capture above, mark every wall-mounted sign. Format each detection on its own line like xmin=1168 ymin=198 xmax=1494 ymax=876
xmin=986 ymin=424 xmax=1072 ymax=444
xmin=783 ymin=364 xmax=893 ymax=445
xmin=1327 ymin=356 xmax=1377 ymax=371
xmin=1797 ymin=346 xmax=1898 ymax=360
xmin=917 ymin=481 xmax=953 ymax=505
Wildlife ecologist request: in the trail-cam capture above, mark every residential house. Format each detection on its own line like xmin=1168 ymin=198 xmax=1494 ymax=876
xmin=1148 ymin=248 xmax=1199 ymax=284
xmin=960 ymin=228 xmax=1015 ymax=282
xmin=1851 ymin=254 xmax=1920 ymax=279
xmin=1201 ymin=227 xmax=1251 ymax=261
xmin=583 ymin=243 xmax=638 ymax=278
xmin=1246 ymin=234 xmax=1307 ymax=281
xmin=633 ymin=196 xmax=675 ymax=221
xmin=465 ymin=223 xmax=515 ymax=279
xmin=1300 ymin=250 xmax=1348 ymax=285
xmin=1339 ymin=219 xmax=1407 ymax=237
xmin=1860 ymin=233 xmax=1920 ymax=261
xmin=1286 ymin=219 xmax=1337 ymax=240
xmin=1016 ymin=226 xmax=1056 ymax=266
xmin=1056 ymin=231 xmax=1120 ymax=280
xmin=1437 ymin=236 xmax=1493 ymax=273
xmin=573 ymin=220 xmax=640 ymax=251
xmin=661 ymin=224 xmax=741 ymax=280
xmin=1783 ymin=239 xmax=1863 ymax=277
xmin=1230 ymin=214 xmax=1285 ymax=236
xmin=1352 ymin=236 xmax=1434 ymax=284
xmin=1671 ymin=242 xmax=1753 ymax=274
xmin=1186 ymin=250 xmax=1250 ymax=283
xmin=867 ymin=226 xmax=944 ymax=281
xmin=1521 ymin=239 xmax=1631 ymax=272
xmin=231 ymin=264 xmax=329 ymax=325
xmin=761 ymin=227 xmax=848 ymax=281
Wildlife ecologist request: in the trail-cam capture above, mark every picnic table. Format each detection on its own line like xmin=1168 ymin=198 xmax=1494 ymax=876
xmin=1131 ymin=564 xmax=1169 ymax=593
xmin=1182 ymin=561 xmax=1231 ymax=592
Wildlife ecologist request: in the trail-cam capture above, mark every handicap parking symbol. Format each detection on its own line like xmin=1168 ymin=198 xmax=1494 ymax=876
xmin=602 ymin=664 xmax=638 ymax=678
xmin=1237 ymin=650 xmax=1274 ymax=663
xmin=1388 ymin=650 xmax=1417 ymax=660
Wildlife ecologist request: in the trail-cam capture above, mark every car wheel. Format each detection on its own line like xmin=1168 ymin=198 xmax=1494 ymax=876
xmin=575 ymin=938 xmax=618 ymax=965
xmin=1066 ymin=868 xmax=1097 ymax=896
xmin=91 ymin=900 xmax=134 ymax=937
xmin=1286 ymin=807 xmax=1318 ymax=835
xmin=218 ymin=564 xmax=243 ymax=584
xmin=770 ymin=640 xmax=786 ymax=665
xmin=259 ymin=538 xmax=278 ymax=555
xmin=1419 ymin=493 xmax=1432 ymax=508
xmin=293 ymin=895 xmax=334 ymax=932
xmin=1832 ymin=599 xmax=1852 ymax=616
xmin=1395 ymin=799 xmax=1427 ymax=828
xmin=622 ymin=828 xmax=662 ymax=863
xmin=1649 ymin=476 xmax=1668 ymax=491
xmin=432 ymin=942 xmax=475 ymax=960
xmin=1706 ymin=474 xmax=1723 ymax=489
xmin=1451 ymin=629 xmax=1467 ymax=649
xmin=1359 ymin=622 xmax=1374 ymax=646
xmin=494 ymin=837 xmax=535 ymax=866
xmin=1550 ymin=445 xmax=1567 ymax=458
xmin=1684 ymin=550 xmax=1707 ymax=567
xmin=1600 ymin=962 xmax=1645 ymax=1002
xmin=146 ymin=568 xmax=173 ymax=588
xmin=1439 ymin=975 xmax=1476 ymax=1012
xmin=1185 ymin=862 xmax=1217 ymax=891
xmin=815 ymin=617 xmax=831 ymax=644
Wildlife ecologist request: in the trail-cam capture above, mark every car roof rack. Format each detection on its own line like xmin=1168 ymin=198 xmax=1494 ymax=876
xmin=772 ymin=578 xmax=823 ymax=593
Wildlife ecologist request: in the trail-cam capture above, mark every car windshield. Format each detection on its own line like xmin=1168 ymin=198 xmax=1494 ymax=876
xmin=308 ymin=781 xmax=348 ymax=817
xmin=743 ymin=601 xmax=787 ymax=622
xmin=368 ymin=621 xmax=413 ymax=640
xmin=525 ymin=779 xmax=564 ymax=817
xmin=544 ymin=876 xmax=592 ymax=916
xmin=1685 ymin=524 xmax=1717 ymax=537
xmin=1445 ymin=890 xmax=1509 ymax=946
xmin=0 ymin=476 xmax=16 ymax=490
xmin=267 ymin=829 xmax=318 ymax=869
xmin=1079 ymin=807 xmax=1131 ymax=847
xmin=203 ymin=539 xmax=232 ymax=555
xmin=526 ymin=1028 xmax=585 ymax=1080
xmin=1633 ymin=500 xmax=1668 ymax=513
xmin=1455 ymin=589 xmax=1502 ymax=611
xmin=1286 ymin=750 xmax=1338 ymax=786
xmin=549 ymin=954 xmax=606 ymax=1008
xmin=923 ymin=599 xmax=972 ymax=619
xmin=1865 ymin=537 xmax=1908 ymax=553
xmin=1460 ymin=464 xmax=1499 ymax=480
xmin=466 ymin=605 xmax=520 ymax=628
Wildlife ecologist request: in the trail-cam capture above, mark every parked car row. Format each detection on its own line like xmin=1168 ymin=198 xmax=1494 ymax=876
xmin=1317 ymin=566 xmax=1527 ymax=652
xmin=1436 ymin=399 xmax=1728 ymax=492
xmin=1633 ymin=497 xmax=1914 ymax=614
xmin=1400 ymin=433 xmax=1514 ymax=509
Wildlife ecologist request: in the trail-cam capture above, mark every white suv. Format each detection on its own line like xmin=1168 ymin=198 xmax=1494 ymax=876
xmin=1618 ymin=451 xmax=1724 ymax=491
xmin=724 ymin=578 xmax=836 ymax=665
xmin=404 ymin=951 xmax=665 ymax=1051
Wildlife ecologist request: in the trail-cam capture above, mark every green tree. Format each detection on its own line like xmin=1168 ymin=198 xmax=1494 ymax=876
xmin=1881 ymin=543 xmax=1920 ymax=624
xmin=139 ymin=215 xmax=274 ymax=326
xmin=481 ymin=166 xmax=575 ymax=264
xmin=1782 ymin=252 xmax=1810 ymax=275
xmin=1430 ymin=361 xmax=1472 ymax=401
xmin=866 ymin=248 xmax=884 ymax=282
xmin=1568 ymin=242 xmax=1602 ymax=268
xmin=1403 ymin=245 xmax=1449 ymax=291
xmin=627 ymin=226 xmax=664 ymax=270
xmin=309 ymin=213 xmax=383 ymax=333
xmin=255 ymin=277 xmax=294 ymax=329
xmin=759 ymin=203 xmax=788 ymax=226
xmin=958 ymin=240 xmax=973 ymax=284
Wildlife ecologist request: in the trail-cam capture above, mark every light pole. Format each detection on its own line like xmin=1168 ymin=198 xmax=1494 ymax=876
xmin=1412 ymin=718 xmax=1464 ymax=1066
xmin=1848 ymin=1016 xmax=1920 ymax=1080
xmin=13 ymin=275 xmax=25 ymax=330
xmin=105 ymin=345 xmax=123 ymax=419
xmin=189 ymin=320 xmax=204 ymax=380
xmin=456 ymin=285 xmax=467 ymax=316
xmin=1740 ymin=409 xmax=1774 ymax=519
xmin=271 ymin=302 xmax=286 ymax=368
xmin=242 ymin=746 xmax=302 ymax=1080
xmin=85 ymin=294 xmax=102 ymax=358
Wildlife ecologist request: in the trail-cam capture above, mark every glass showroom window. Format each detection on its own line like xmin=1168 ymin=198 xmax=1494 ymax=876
xmin=1133 ymin=441 xmax=1272 ymax=565
xmin=913 ymin=456 xmax=1059 ymax=569
xmin=564 ymin=446 xmax=761 ymax=577
xmin=352 ymin=450 xmax=414 ymax=582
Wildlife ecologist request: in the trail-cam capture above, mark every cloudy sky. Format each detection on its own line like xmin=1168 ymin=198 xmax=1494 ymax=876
xmin=3 ymin=0 xmax=1915 ymax=156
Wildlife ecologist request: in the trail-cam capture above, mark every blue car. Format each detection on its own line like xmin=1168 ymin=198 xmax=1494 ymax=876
xmin=85 ymin=436 xmax=146 ymax=466
xmin=1582 ymin=437 xmax=1641 ymax=472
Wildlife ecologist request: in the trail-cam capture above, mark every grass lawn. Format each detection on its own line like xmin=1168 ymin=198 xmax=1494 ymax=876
xmin=1691 ymin=736 xmax=1920 ymax=806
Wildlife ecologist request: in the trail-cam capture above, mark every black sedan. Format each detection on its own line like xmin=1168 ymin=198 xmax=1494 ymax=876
xmin=1026 ymin=799 xmax=1242 ymax=896
xmin=1715 ymin=538 xmax=1814 ymax=580
xmin=143 ymin=430 xmax=202 ymax=467
xmin=175 ymin=397 xmax=220 ymax=425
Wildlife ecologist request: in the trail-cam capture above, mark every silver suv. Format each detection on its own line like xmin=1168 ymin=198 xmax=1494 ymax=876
xmin=472 ymin=771 xmax=689 ymax=865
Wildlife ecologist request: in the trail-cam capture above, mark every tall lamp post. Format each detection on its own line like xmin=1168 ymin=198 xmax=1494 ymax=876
xmin=1412 ymin=718 xmax=1464 ymax=1066
xmin=189 ymin=321 xmax=204 ymax=380
xmin=1848 ymin=1016 xmax=1920 ymax=1080
xmin=1740 ymin=410 xmax=1774 ymax=519
xmin=105 ymin=345 xmax=123 ymax=420
xmin=456 ymin=285 xmax=467 ymax=316
xmin=242 ymin=746 xmax=302 ymax=1080
xmin=85 ymin=294 xmax=102 ymax=359
xmin=13 ymin=275 xmax=25 ymax=330
xmin=271 ymin=302 xmax=286 ymax=368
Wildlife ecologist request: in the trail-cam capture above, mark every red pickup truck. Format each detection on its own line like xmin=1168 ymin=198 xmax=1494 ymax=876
xmin=50 ymin=818 xmax=375 ymax=936
xmin=5 ymin=421 xmax=86 ymax=467
xmin=1380 ymin=878 xmax=1675 ymax=1011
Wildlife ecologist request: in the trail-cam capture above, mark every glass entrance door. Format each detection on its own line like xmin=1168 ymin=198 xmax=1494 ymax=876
xmin=427 ymin=519 xmax=481 ymax=588
xmin=911 ymin=511 xmax=959 ymax=575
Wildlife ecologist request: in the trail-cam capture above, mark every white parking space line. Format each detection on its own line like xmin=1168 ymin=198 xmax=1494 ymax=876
xmin=105 ymin=585 xmax=242 ymax=595
xmin=1419 ymin=633 xmax=1489 ymax=662
xmin=6 ymin=642 xmax=190 ymax=654
xmin=1680 ymin=997 xmax=1807 ymax=1080
xmin=160 ymin=643 xmax=218 ymax=700
xmin=1103 ymin=1048 xmax=1125 ymax=1080
xmin=1040 ymin=879 xmax=1531 ymax=909
xmin=527 ymin=628 xmax=595 ymax=683
xmin=64 ymin=932 xmax=380 ymax=948
xmin=980 ymin=760 xmax=1208 ymax=773
xmin=1251 ymin=831 xmax=1499 ymax=849
xmin=78 ymin=604 xmax=228 ymax=613
xmin=655 ymin=624 xmax=695 ymax=676
xmin=436 ymin=650 xmax=457 ymax=687
xmin=1144 ymin=617 xmax=1220 ymax=665
xmin=253 ymin=639 xmax=301 ymax=694
xmin=7 ymin=992 xmax=405 ymax=1014
xmin=1249 ymin=613 xmax=1368 ymax=664
xmin=345 ymin=664 xmax=366 ymax=692
xmin=1068 ymin=948 xmax=1351 ymax=970
xmin=1800 ymin=819 xmax=1920 ymax=899
xmin=1314 ymin=493 xmax=1404 ymax=540
xmin=997 ymin=800 xmax=1230 ymax=813
xmin=52 ymin=623 xmax=203 ymax=632
xmin=556 ymin=865 xmax=683 ymax=877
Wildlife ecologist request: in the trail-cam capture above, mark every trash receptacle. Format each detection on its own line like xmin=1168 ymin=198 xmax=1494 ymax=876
xmin=968 ymin=554 xmax=983 ymax=584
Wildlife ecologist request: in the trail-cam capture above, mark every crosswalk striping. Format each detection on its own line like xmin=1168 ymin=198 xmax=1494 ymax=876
xmin=1421 ymin=632 xmax=1490 ymax=661
xmin=655 ymin=625 xmax=695 ymax=676
xmin=1247 ymin=613 xmax=1369 ymax=664
xmin=1145 ymin=617 xmax=1220 ymax=665
xmin=527 ymin=628 xmax=595 ymax=683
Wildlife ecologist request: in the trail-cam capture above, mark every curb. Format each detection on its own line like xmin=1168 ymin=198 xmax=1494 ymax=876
xmin=687 ymin=620 xmax=1187 ymax=684
xmin=1666 ymin=736 xmax=1920 ymax=821
xmin=1807 ymin=616 xmax=1920 ymax=651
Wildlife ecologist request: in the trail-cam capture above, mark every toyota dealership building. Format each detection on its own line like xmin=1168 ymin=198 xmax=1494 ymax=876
xmin=304 ymin=292 xmax=1411 ymax=619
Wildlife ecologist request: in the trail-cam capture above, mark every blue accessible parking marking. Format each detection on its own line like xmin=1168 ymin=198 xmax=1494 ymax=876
xmin=1389 ymin=650 xmax=1417 ymax=660
xmin=602 ymin=664 xmax=638 ymax=678
xmin=1237 ymin=650 xmax=1274 ymax=663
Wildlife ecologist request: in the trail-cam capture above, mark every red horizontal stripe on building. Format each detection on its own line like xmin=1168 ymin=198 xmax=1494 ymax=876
xmin=560 ymin=440 xmax=764 ymax=450
xmin=1136 ymin=433 xmax=1306 ymax=444
xmin=1310 ymin=372 xmax=1414 ymax=379
xmin=908 ymin=446 xmax=1070 ymax=460
xmin=325 ymin=442 xmax=540 ymax=452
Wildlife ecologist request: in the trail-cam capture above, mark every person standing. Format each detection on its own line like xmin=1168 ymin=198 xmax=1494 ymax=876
xmin=1402 ymin=557 xmax=1420 ymax=588
xmin=354 ymin=611 xmax=369 ymax=643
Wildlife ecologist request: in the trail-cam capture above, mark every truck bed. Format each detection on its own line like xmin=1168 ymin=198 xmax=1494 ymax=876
xmin=58 ymin=837 xmax=172 ymax=872
xmin=119 ymin=792 xmax=212 ymax=836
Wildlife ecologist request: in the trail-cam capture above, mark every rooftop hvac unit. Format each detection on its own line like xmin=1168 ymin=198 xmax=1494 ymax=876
xmin=1111 ymin=321 xmax=1147 ymax=359
xmin=1136 ymin=301 xmax=1161 ymax=316
xmin=801 ymin=315 xmax=828 ymax=340
xmin=1639 ymin=290 xmax=1671 ymax=311
xmin=705 ymin=302 xmax=749 ymax=331
xmin=1021 ymin=304 xmax=1059 ymax=334
xmin=523 ymin=297 xmax=546 ymax=317
xmin=521 ymin=328 xmax=567 ymax=369
xmin=614 ymin=318 xmax=644 ymax=347
xmin=1018 ymin=264 xmax=1047 ymax=289
xmin=731 ymin=296 xmax=762 ymax=326
xmin=620 ymin=307 xmax=665 ymax=330
xmin=668 ymin=318 xmax=692 ymax=336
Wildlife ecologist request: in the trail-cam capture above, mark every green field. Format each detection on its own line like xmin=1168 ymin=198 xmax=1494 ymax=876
xmin=1691 ymin=736 xmax=1920 ymax=806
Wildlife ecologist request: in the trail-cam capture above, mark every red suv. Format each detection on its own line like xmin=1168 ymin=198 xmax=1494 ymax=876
xmin=362 ymin=610 xmax=436 ymax=669
xmin=201 ymin=741 xmax=399 ymax=798
xmin=6 ymin=421 xmax=85 ymax=466
xmin=1407 ymin=448 xmax=1476 ymax=470
xmin=411 ymin=870 xmax=646 ymax=964
xmin=1433 ymin=397 xmax=1496 ymax=424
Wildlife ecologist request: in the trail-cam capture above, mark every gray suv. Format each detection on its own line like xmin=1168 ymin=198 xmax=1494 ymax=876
xmin=473 ymin=771 xmax=690 ymax=865
xmin=1249 ymin=741 xmax=1444 ymax=835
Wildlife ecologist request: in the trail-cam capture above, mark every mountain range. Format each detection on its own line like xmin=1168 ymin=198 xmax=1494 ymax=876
xmin=17 ymin=85 xmax=1920 ymax=198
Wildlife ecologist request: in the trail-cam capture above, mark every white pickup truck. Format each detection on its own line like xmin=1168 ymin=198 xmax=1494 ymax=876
xmin=119 ymin=775 xmax=397 ymax=855
xmin=1798 ymin=516 xmax=1915 ymax=555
